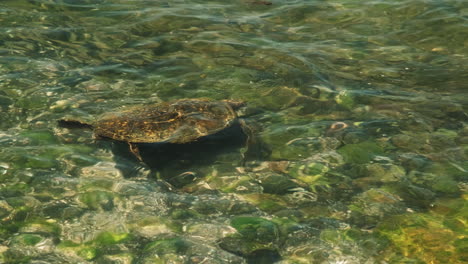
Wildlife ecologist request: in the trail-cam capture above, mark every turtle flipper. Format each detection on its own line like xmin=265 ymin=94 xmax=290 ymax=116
xmin=238 ymin=119 xmax=270 ymax=164
xmin=238 ymin=119 xmax=256 ymax=165
xmin=58 ymin=119 xmax=94 ymax=129
xmin=129 ymin=143 xmax=143 ymax=162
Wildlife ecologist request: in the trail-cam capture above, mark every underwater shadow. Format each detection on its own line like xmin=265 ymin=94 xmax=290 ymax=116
xmin=109 ymin=122 xmax=251 ymax=186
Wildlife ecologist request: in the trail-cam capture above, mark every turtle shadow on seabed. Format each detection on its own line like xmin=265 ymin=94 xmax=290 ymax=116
xmin=108 ymin=122 xmax=269 ymax=187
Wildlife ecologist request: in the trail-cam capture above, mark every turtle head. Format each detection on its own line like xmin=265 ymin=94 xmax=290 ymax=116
xmin=223 ymin=99 xmax=264 ymax=118
xmin=223 ymin=99 xmax=246 ymax=110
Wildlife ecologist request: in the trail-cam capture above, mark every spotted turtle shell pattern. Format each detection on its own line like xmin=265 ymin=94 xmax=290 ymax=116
xmin=93 ymin=99 xmax=238 ymax=144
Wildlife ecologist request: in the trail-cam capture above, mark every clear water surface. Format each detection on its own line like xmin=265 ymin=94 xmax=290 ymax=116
xmin=0 ymin=0 xmax=467 ymax=263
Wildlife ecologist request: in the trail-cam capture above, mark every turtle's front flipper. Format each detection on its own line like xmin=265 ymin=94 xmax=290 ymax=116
xmin=58 ymin=119 xmax=94 ymax=129
xmin=239 ymin=119 xmax=270 ymax=165
xmin=129 ymin=143 xmax=143 ymax=162
xmin=239 ymin=119 xmax=257 ymax=165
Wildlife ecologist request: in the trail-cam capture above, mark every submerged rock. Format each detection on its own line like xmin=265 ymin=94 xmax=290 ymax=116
xmin=257 ymin=174 xmax=300 ymax=194
xmin=365 ymin=163 xmax=406 ymax=183
xmin=349 ymin=188 xmax=406 ymax=227
xmin=338 ymin=141 xmax=384 ymax=164
xmin=219 ymin=216 xmax=281 ymax=260
xmin=377 ymin=213 xmax=466 ymax=264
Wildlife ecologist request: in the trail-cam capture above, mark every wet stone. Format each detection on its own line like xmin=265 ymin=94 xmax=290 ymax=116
xmin=7 ymin=235 xmax=56 ymax=260
xmin=19 ymin=220 xmax=61 ymax=236
xmin=273 ymin=208 xmax=304 ymax=220
xmin=78 ymin=190 xmax=116 ymax=211
xmin=191 ymin=195 xmax=258 ymax=216
xmin=0 ymin=95 xmax=13 ymax=110
xmin=398 ymin=153 xmax=431 ymax=171
xmin=349 ymin=188 xmax=406 ymax=227
xmin=218 ymin=217 xmax=280 ymax=261
xmin=141 ymin=237 xmax=190 ymax=260
xmin=219 ymin=234 xmax=272 ymax=258
xmin=341 ymin=130 xmax=369 ymax=144
xmin=337 ymin=141 xmax=384 ymax=164
xmin=186 ymin=223 xmax=237 ymax=244
xmin=266 ymin=135 xmax=336 ymax=160
xmin=79 ymin=162 xmax=125 ymax=179
xmin=218 ymin=175 xmax=264 ymax=194
xmin=97 ymin=253 xmax=133 ymax=264
xmin=258 ymin=174 xmax=300 ymax=194
xmin=387 ymin=182 xmax=436 ymax=208
xmin=288 ymin=161 xmax=332 ymax=193
xmin=431 ymin=175 xmax=460 ymax=194
xmin=166 ymin=171 xmax=198 ymax=188
xmin=365 ymin=163 xmax=406 ymax=183
xmin=294 ymin=97 xmax=337 ymax=115
xmin=9 ymin=234 xmax=45 ymax=247
xmin=230 ymin=216 xmax=280 ymax=244
xmin=130 ymin=216 xmax=173 ymax=238
xmin=0 ymin=200 xmax=13 ymax=219
xmin=335 ymin=90 xmax=357 ymax=110
xmin=399 ymin=117 xmax=434 ymax=132
xmin=257 ymin=86 xmax=302 ymax=110
xmin=240 ymin=194 xmax=286 ymax=213
xmin=377 ymin=213 xmax=464 ymax=264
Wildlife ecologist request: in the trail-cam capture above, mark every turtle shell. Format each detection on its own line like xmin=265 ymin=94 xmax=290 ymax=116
xmin=93 ymin=99 xmax=239 ymax=144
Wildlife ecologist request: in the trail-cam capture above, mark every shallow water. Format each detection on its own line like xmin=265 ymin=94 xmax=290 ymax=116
xmin=0 ymin=0 xmax=467 ymax=263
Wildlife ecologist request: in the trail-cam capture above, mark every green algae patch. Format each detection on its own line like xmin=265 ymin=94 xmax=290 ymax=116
xmin=423 ymin=162 xmax=467 ymax=194
xmin=289 ymin=162 xmax=331 ymax=192
xmin=256 ymin=86 xmax=303 ymax=111
xmin=78 ymin=190 xmax=116 ymax=211
xmin=16 ymin=96 xmax=49 ymax=110
xmin=431 ymin=176 xmax=460 ymax=194
xmin=220 ymin=175 xmax=255 ymax=193
xmin=219 ymin=216 xmax=281 ymax=257
xmin=4 ymin=144 xmax=95 ymax=170
xmin=11 ymin=234 xmax=43 ymax=246
xmin=170 ymin=208 xmax=200 ymax=220
xmin=349 ymin=188 xmax=406 ymax=226
xmin=58 ymin=232 xmax=133 ymax=261
xmin=24 ymin=155 xmax=59 ymax=169
xmin=338 ymin=141 xmax=384 ymax=164
xmin=94 ymin=231 xmax=132 ymax=245
xmin=19 ymin=130 xmax=58 ymax=145
xmin=230 ymin=216 xmax=279 ymax=245
xmin=58 ymin=240 xmax=80 ymax=248
xmin=143 ymin=237 xmax=189 ymax=255
xmin=426 ymin=162 xmax=468 ymax=180
xmin=258 ymin=174 xmax=300 ymax=194
xmin=335 ymin=90 xmax=356 ymax=110
xmin=242 ymin=194 xmax=287 ymax=213
xmin=19 ymin=220 xmax=61 ymax=235
xmin=365 ymin=163 xmax=405 ymax=183
xmin=431 ymin=198 xmax=467 ymax=235
xmin=377 ymin=213 xmax=466 ymax=263
xmin=260 ymin=125 xmax=324 ymax=160
xmin=78 ymin=247 xmax=98 ymax=261
xmin=79 ymin=178 xmax=116 ymax=191
xmin=58 ymin=241 xmax=99 ymax=261
xmin=319 ymin=227 xmax=390 ymax=260
xmin=0 ymin=183 xmax=31 ymax=197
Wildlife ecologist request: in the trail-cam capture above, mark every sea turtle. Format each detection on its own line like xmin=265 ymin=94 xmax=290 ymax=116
xmin=58 ymin=98 xmax=250 ymax=161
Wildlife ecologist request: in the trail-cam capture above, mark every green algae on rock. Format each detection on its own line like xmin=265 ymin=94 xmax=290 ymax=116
xmin=338 ymin=141 xmax=384 ymax=164
xmin=377 ymin=212 xmax=467 ymax=264
xmin=219 ymin=216 xmax=280 ymax=258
